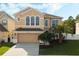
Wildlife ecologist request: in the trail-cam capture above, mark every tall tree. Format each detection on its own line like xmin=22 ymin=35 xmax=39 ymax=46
xmin=76 ymin=14 xmax=79 ymax=21
xmin=63 ymin=16 xmax=75 ymax=35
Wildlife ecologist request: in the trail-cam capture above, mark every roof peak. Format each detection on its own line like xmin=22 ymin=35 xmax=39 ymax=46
xmin=26 ymin=7 xmax=34 ymax=9
xmin=15 ymin=7 xmax=63 ymax=19
xmin=15 ymin=6 xmax=43 ymax=15
xmin=0 ymin=11 xmax=6 ymax=14
xmin=0 ymin=11 xmax=15 ymax=20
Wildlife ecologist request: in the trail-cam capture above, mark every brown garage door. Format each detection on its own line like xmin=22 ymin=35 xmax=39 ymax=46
xmin=17 ymin=33 xmax=39 ymax=43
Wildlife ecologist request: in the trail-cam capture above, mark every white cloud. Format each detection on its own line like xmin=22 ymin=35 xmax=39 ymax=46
xmin=42 ymin=3 xmax=63 ymax=14
xmin=0 ymin=3 xmax=33 ymax=15
xmin=7 ymin=4 xmax=25 ymax=11
xmin=0 ymin=3 xmax=63 ymax=16
xmin=52 ymin=4 xmax=62 ymax=11
xmin=0 ymin=4 xmax=8 ymax=10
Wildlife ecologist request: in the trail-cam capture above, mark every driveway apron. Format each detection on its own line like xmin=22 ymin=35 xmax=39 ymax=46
xmin=3 ymin=43 xmax=39 ymax=56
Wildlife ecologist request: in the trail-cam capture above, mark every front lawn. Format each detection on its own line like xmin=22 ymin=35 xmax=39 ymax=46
xmin=0 ymin=43 xmax=14 ymax=55
xmin=39 ymin=40 xmax=79 ymax=55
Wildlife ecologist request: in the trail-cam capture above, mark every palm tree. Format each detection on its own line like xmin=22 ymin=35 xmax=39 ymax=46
xmin=56 ymin=25 xmax=64 ymax=43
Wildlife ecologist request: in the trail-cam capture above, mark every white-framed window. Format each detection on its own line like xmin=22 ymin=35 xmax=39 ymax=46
xmin=26 ymin=16 xmax=30 ymax=25
xmin=26 ymin=16 xmax=39 ymax=26
xmin=45 ymin=19 xmax=48 ymax=26
xmin=2 ymin=20 xmax=7 ymax=25
xmin=31 ymin=16 xmax=34 ymax=25
xmin=36 ymin=16 xmax=39 ymax=25
xmin=51 ymin=19 xmax=58 ymax=26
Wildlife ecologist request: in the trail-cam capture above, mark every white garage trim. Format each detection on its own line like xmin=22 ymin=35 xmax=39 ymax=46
xmin=14 ymin=31 xmax=44 ymax=33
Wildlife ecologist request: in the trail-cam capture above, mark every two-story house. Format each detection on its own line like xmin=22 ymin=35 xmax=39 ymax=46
xmin=14 ymin=7 xmax=62 ymax=43
xmin=0 ymin=11 xmax=15 ymax=42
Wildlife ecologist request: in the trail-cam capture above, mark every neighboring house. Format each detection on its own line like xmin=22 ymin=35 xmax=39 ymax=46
xmin=0 ymin=11 xmax=15 ymax=42
xmin=76 ymin=20 xmax=79 ymax=34
xmin=14 ymin=7 xmax=62 ymax=43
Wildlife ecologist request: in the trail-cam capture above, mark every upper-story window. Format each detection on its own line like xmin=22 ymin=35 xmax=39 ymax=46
xmin=26 ymin=16 xmax=39 ymax=26
xmin=52 ymin=20 xmax=58 ymax=26
xmin=2 ymin=20 xmax=7 ymax=25
xmin=18 ymin=18 xmax=20 ymax=21
xmin=26 ymin=16 xmax=30 ymax=25
xmin=36 ymin=16 xmax=39 ymax=25
xmin=45 ymin=19 xmax=48 ymax=26
xmin=31 ymin=16 xmax=34 ymax=25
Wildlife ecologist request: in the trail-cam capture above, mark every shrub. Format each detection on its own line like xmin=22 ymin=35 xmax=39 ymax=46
xmin=38 ymin=31 xmax=52 ymax=45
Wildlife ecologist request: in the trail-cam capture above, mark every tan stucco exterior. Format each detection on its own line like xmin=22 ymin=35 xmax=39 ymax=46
xmin=0 ymin=32 xmax=8 ymax=42
xmin=7 ymin=17 xmax=15 ymax=33
xmin=16 ymin=9 xmax=45 ymax=30
xmin=15 ymin=9 xmax=62 ymax=30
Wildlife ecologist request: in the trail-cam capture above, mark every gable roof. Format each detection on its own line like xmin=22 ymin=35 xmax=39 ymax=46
xmin=15 ymin=7 xmax=33 ymax=15
xmin=0 ymin=24 xmax=8 ymax=32
xmin=43 ymin=13 xmax=62 ymax=19
xmin=0 ymin=11 xmax=4 ymax=18
xmin=0 ymin=11 xmax=15 ymax=20
xmin=15 ymin=7 xmax=63 ymax=19
xmin=14 ymin=7 xmax=44 ymax=16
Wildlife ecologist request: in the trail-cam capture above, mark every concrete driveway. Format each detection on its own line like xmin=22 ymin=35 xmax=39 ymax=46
xmin=3 ymin=43 xmax=39 ymax=56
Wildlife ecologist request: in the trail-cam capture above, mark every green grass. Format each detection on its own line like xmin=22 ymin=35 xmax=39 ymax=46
xmin=0 ymin=43 xmax=14 ymax=55
xmin=39 ymin=40 xmax=79 ymax=55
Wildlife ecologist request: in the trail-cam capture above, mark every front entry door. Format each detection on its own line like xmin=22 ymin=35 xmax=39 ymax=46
xmin=8 ymin=36 xmax=10 ymax=42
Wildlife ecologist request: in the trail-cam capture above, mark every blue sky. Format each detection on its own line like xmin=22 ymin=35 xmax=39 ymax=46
xmin=0 ymin=3 xmax=79 ymax=20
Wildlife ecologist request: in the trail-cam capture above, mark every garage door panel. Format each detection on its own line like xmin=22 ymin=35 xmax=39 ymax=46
xmin=17 ymin=33 xmax=39 ymax=43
